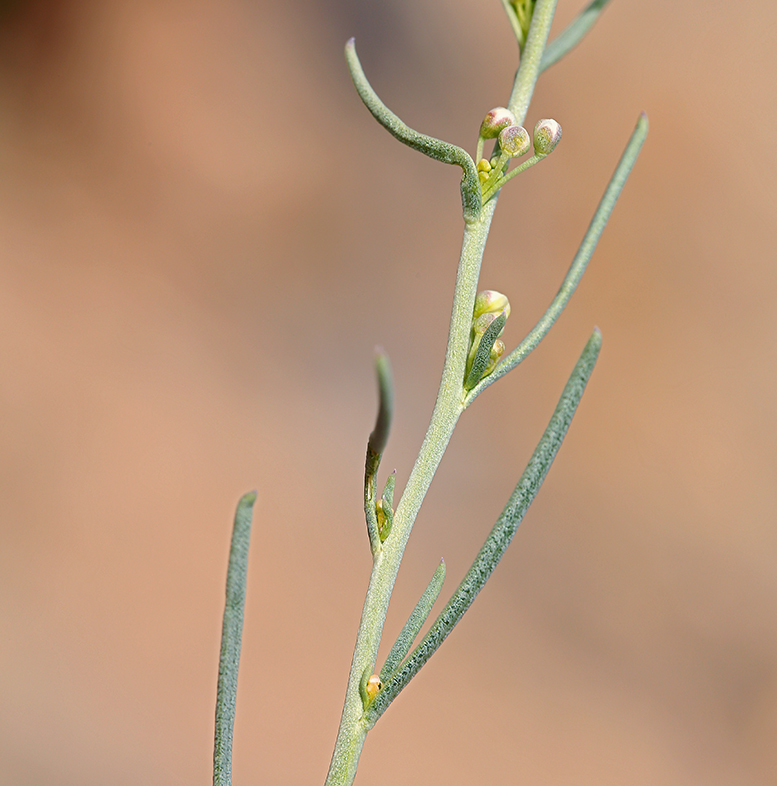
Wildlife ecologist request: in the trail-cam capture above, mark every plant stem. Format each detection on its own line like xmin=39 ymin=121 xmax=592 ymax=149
xmin=325 ymin=4 xmax=559 ymax=783
xmin=509 ymin=0 xmax=558 ymax=122
xmin=324 ymin=200 xmax=498 ymax=786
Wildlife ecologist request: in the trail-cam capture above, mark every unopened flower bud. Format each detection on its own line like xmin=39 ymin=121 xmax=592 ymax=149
xmin=533 ymin=118 xmax=562 ymax=155
xmin=476 ymin=158 xmax=492 ymax=185
xmin=365 ymin=674 xmax=382 ymax=701
xmin=472 ymin=311 xmax=498 ymax=337
xmin=479 ymin=107 xmax=516 ymax=139
xmin=465 ymin=301 xmax=510 ymax=390
xmin=472 ymin=304 xmax=509 ymax=335
xmin=376 ymin=498 xmax=393 ymax=542
xmin=485 ymin=339 xmax=506 ymax=376
xmin=474 ymin=289 xmax=510 ymax=320
xmin=498 ymin=124 xmax=531 ymax=158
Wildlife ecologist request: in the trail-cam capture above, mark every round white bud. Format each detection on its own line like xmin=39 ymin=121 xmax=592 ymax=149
xmin=533 ymin=118 xmax=562 ymax=155
xmin=498 ymin=125 xmax=531 ymax=158
xmin=479 ymin=107 xmax=517 ymax=139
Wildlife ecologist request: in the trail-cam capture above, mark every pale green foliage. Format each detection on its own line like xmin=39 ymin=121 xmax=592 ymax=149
xmin=212 ymin=2 xmax=646 ymax=785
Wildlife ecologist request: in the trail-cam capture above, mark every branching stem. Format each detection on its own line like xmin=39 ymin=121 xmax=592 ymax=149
xmin=320 ymin=1 xmax=642 ymax=783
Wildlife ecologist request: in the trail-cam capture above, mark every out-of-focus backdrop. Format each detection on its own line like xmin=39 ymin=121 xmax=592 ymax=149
xmin=1 ymin=1 xmax=776 ymax=784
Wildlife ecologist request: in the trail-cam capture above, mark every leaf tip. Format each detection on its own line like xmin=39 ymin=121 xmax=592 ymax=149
xmin=239 ymin=490 xmax=258 ymax=507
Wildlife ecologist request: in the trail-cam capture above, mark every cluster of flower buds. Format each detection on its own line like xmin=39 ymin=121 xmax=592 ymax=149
xmin=476 ymin=157 xmax=493 ymax=184
xmin=476 ymin=108 xmax=562 ymax=193
xmin=464 ymin=290 xmax=511 ymax=389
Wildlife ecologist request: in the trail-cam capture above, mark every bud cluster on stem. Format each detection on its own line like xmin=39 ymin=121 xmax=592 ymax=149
xmin=464 ymin=289 xmax=511 ymax=390
xmin=477 ymin=107 xmax=563 ymax=203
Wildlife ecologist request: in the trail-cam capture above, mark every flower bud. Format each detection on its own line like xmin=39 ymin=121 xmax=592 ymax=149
xmin=465 ymin=304 xmax=510 ymax=390
xmin=485 ymin=339 xmax=506 ymax=376
xmin=376 ymin=498 xmax=393 ymax=542
xmin=365 ymin=674 xmax=382 ymax=700
xmin=533 ymin=118 xmax=562 ymax=155
xmin=479 ymin=107 xmax=516 ymax=139
xmin=472 ymin=311 xmax=497 ymax=337
xmin=476 ymin=158 xmax=492 ymax=185
xmin=474 ymin=289 xmax=510 ymax=320
xmin=498 ymin=124 xmax=531 ymax=158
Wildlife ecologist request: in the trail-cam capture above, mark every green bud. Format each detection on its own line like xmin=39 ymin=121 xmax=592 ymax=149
xmin=473 ymin=289 xmax=510 ymax=320
xmin=464 ymin=311 xmax=508 ymax=390
xmin=485 ymin=339 xmax=506 ymax=376
xmin=479 ymin=107 xmax=516 ymax=139
xmin=533 ymin=118 xmax=562 ymax=156
xmin=476 ymin=158 xmax=492 ymax=185
xmin=498 ymin=124 xmax=531 ymax=158
xmin=465 ymin=291 xmax=511 ymax=389
xmin=376 ymin=497 xmax=393 ymax=542
xmin=472 ymin=311 xmax=497 ymax=337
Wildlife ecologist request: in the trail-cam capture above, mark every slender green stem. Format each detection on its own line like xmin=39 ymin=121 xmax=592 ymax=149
xmin=214 ymin=491 xmax=257 ymax=786
xmin=324 ymin=201 xmax=497 ymax=786
xmin=325 ymin=2 xmax=637 ymax=782
xmin=326 ymin=7 xmax=562 ymax=785
xmin=475 ymin=136 xmax=485 ymax=165
xmin=508 ymin=0 xmax=558 ymax=123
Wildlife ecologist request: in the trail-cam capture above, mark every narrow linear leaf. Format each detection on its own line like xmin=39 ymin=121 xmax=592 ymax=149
xmin=379 ymin=559 xmax=446 ymax=683
xmin=367 ymin=349 xmax=394 ymax=459
xmin=364 ymin=329 xmax=602 ymax=727
xmin=465 ymin=112 xmax=647 ymax=406
xmin=365 ymin=349 xmax=394 ymax=553
xmin=498 ymin=0 xmax=527 ymax=48
xmin=381 ymin=471 xmax=396 ymax=511
xmin=377 ymin=470 xmax=397 ymax=543
xmin=364 ymin=470 xmax=381 ymax=554
xmin=345 ymin=39 xmax=482 ymax=222
xmin=214 ymin=491 xmax=257 ymax=786
xmin=464 ymin=312 xmax=507 ymax=391
xmin=540 ymin=0 xmax=614 ymax=72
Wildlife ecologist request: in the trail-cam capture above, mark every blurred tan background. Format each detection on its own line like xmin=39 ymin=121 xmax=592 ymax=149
xmin=1 ymin=1 xmax=776 ymax=783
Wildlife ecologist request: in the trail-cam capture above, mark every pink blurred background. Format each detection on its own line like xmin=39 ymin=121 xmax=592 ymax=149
xmin=1 ymin=1 xmax=776 ymax=783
